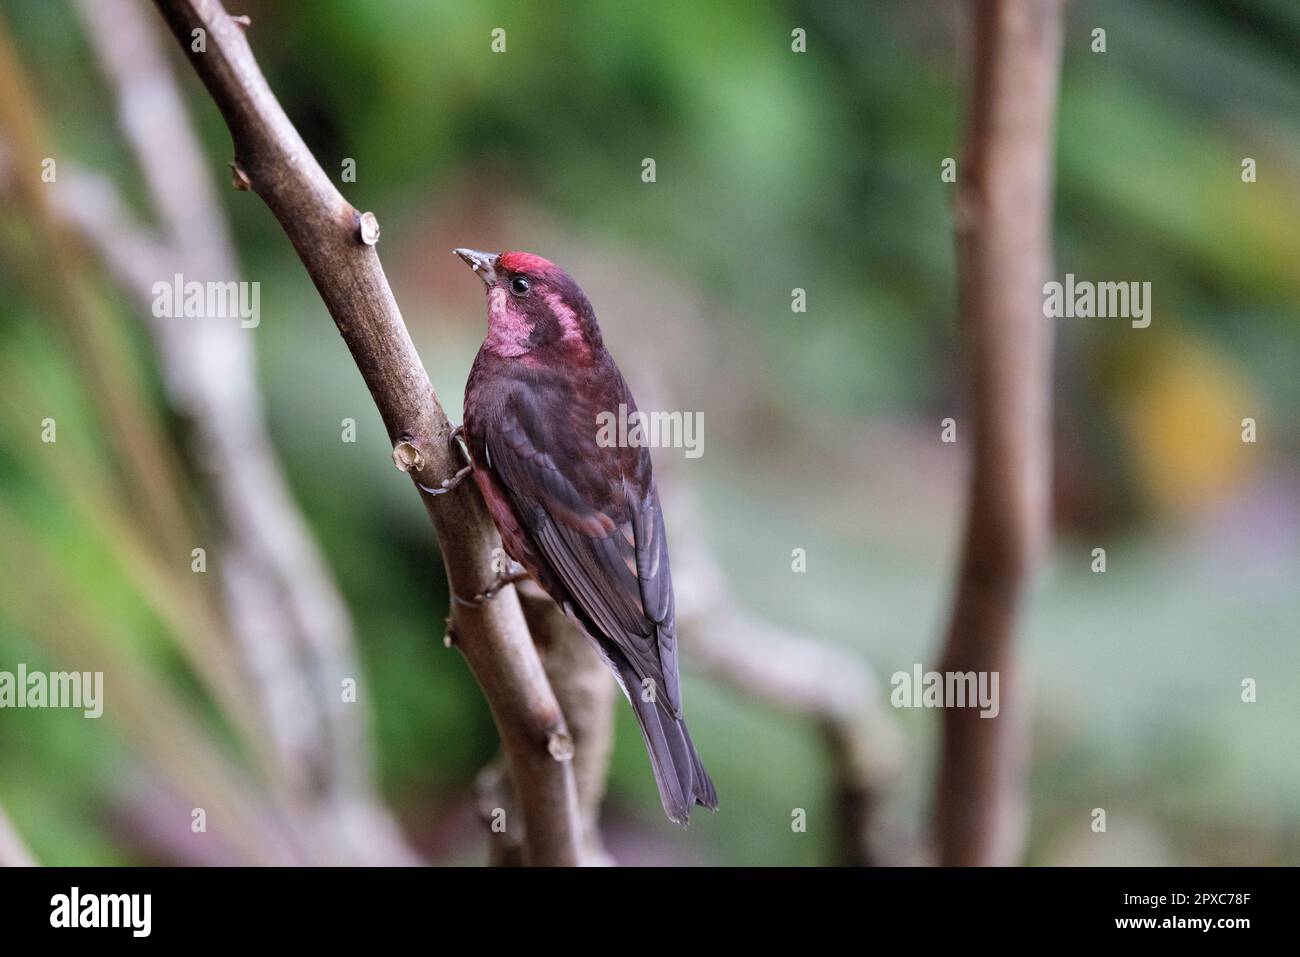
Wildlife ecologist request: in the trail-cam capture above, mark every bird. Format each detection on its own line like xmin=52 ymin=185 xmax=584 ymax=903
xmin=450 ymin=247 xmax=717 ymax=825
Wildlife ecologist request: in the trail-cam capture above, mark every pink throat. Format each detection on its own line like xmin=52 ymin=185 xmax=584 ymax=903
xmin=484 ymin=286 xmax=529 ymax=356
xmin=483 ymin=286 xmax=589 ymax=359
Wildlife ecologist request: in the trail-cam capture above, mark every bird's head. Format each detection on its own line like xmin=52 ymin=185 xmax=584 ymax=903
xmin=453 ymin=248 xmax=601 ymax=360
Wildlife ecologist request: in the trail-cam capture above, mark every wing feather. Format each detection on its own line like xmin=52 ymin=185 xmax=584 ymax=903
xmin=485 ymin=383 xmax=682 ymax=714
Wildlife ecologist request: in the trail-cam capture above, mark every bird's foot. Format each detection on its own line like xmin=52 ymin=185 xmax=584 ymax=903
xmin=449 ymin=425 xmax=471 ymax=463
xmin=417 ymin=426 xmax=474 ymax=496
xmin=417 ymin=464 xmax=471 ymax=496
xmin=453 ymin=569 xmax=530 ymax=608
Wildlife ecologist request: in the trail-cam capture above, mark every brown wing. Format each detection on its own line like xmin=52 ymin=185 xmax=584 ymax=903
xmin=482 ymin=375 xmax=681 ymax=715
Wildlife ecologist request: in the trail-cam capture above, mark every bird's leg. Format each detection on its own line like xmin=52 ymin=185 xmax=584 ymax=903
xmin=453 ymin=570 xmax=530 ymax=607
xmin=419 ymin=466 xmax=470 ymax=496
xmin=418 ymin=468 xmax=470 ymax=496
xmin=417 ymin=426 xmax=473 ymax=496
xmin=454 ymin=564 xmax=530 ymax=608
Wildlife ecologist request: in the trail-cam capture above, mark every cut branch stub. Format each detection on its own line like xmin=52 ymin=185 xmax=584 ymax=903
xmin=547 ymin=730 xmax=575 ymax=762
xmin=357 ymin=210 xmax=380 ymax=246
xmin=228 ymin=161 xmax=250 ymax=191
xmin=391 ymin=439 xmax=424 ymax=474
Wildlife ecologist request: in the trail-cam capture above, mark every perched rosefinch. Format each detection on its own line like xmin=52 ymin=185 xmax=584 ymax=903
xmin=451 ymin=247 xmax=717 ymax=824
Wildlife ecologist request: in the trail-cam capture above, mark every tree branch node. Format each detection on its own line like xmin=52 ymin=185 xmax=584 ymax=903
xmin=391 ymin=439 xmax=424 ymax=473
xmin=228 ymin=160 xmax=250 ymax=190
xmin=546 ymin=731 xmax=575 ymax=762
xmin=357 ymin=210 xmax=380 ymax=246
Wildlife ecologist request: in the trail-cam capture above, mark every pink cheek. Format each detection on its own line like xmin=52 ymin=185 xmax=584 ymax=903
xmin=485 ymin=286 xmax=534 ymax=354
xmin=488 ymin=290 xmax=525 ymax=334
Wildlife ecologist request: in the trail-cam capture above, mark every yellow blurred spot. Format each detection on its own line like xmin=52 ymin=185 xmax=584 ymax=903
xmin=1118 ymin=338 xmax=1257 ymax=516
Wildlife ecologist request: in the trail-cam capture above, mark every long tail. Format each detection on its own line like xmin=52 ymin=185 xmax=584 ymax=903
xmin=613 ymin=655 xmax=718 ymax=825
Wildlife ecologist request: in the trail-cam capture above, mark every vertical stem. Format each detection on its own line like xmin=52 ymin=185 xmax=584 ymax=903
xmin=934 ymin=0 xmax=1063 ymax=866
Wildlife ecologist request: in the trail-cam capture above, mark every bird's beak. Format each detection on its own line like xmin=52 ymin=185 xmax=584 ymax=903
xmin=453 ymin=248 xmax=499 ymax=286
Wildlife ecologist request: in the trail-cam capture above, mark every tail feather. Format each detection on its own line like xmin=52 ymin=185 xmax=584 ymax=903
xmin=614 ymin=655 xmax=717 ymax=824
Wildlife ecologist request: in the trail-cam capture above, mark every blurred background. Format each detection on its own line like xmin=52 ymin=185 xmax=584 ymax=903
xmin=0 ymin=0 xmax=1297 ymax=866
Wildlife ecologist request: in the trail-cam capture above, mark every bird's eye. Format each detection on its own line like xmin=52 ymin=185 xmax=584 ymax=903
xmin=510 ymin=276 xmax=530 ymax=296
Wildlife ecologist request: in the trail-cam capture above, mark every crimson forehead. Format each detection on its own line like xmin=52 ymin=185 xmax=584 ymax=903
xmin=498 ymin=251 xmax=558 ymax=278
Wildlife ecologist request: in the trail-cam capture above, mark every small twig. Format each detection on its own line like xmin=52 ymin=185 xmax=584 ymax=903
xmin=667 ymin=493 xmax=907 ymax=866
xmin=515 ymin=582 xmax=616 ymax=865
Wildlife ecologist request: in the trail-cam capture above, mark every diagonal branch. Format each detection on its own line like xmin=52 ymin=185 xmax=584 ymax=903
xmin=666 ymin=491 xmax=907 ymax=866
xmin=149 ymin=0 xmax=583 ymax=865
xmin=481 ymin=582 xmax=617 ymax=866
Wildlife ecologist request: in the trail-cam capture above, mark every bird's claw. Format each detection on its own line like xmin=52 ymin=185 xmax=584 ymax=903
xmin=453 ymin=570 xmax=529 ymax=608
xmin=449 ymin=425 xmax=471 ymax=464
xmin=418 ymin=464 xmax=471 ymax=497
xmin=417 ymin=425 xmax=474 ymax=496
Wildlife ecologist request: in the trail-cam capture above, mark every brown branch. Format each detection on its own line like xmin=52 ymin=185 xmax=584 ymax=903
xmin=476 ymin=582 xmax=615 ymax=866
xmin=522 ymin=586 xmax=616 ymax=864
xmin=149 ymin=0 xmax=582 ymax=864
xmin=934 ymin=0 xmax=1062 ymax=866
xmin=689 ymin=615 xmax=906 ymax=866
